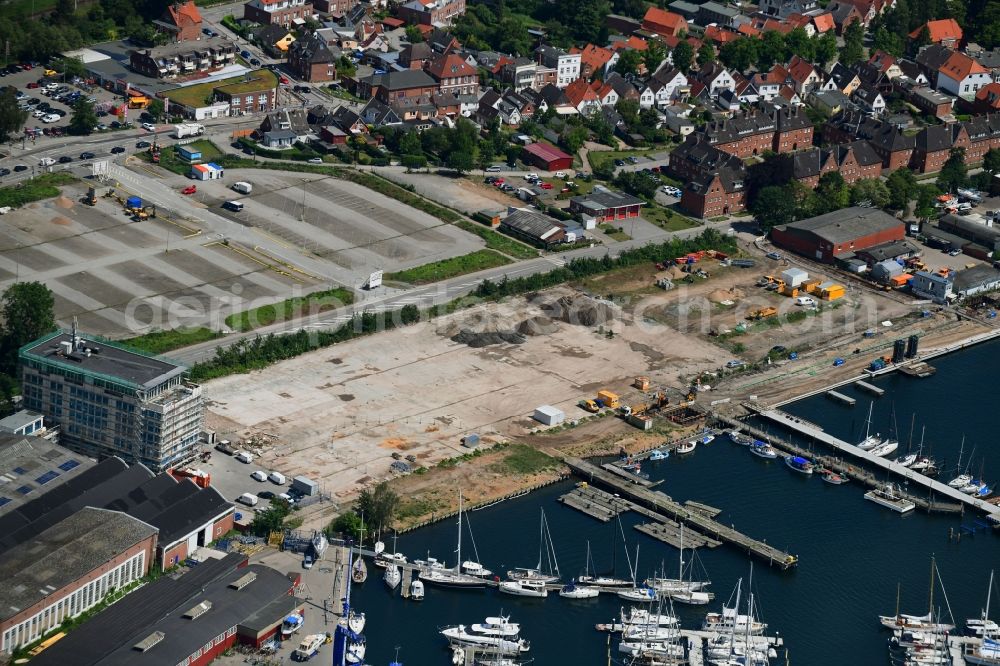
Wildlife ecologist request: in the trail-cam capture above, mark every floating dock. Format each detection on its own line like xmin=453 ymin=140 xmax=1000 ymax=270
xmin=564 ymin=457 xmax=798 ymax=569
xmin=683 ymin=500 xmax=722 ymax=518
xmin=855 ymin=380 xmax=884 ymax=396
xmin=750 ymin=408 xmax=1000 ymax=520
xmin=634 ymin=522 xmax=721 ymax=549
xmin=826 ymin=390 xmax=856 ymax=405
xmin=601 ymin=462 xmax=662 ymax=487
xmin=899 ymin=361 xmax=936 ymax=377
xmin=558 ymin=484 xmax=632 ymax=521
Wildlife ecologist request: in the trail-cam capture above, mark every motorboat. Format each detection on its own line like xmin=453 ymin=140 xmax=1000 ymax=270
xmin=384 ymin=564 xmax=401 ymax=590
xmin=461 ymin=561 xmax=493 ymax=578
xmin=749 ymin=441 xmax=778 ymax=459
xmin=963 ymin=638 xmax=1000 ymax=666
xmin=468 ymin=616 xmax=522 ymax=639
xmin=293 ymin=634 xmax=326 ymax=661
xmin=347 ymin=610 xmax=365 ymax=635
xmin=280 ymin=611 xmax=303 ymax=638
xmin=559 ymin=580 xmax=600 ymax=599
xmin=699 ymin=433 xmax=715 ymax=444
xmin=668 ymin=587 xmax=712 ymax=605
xmin=865 ymin=483 xmax=916 ymax=513
xmin=346 ymin=636 xmax=365 ymax=664
xmin=617 ymin=586 xmax=657 ymax=602
xmin=966 ymin=617 xmax=1000 ymax=637
xmin=702 ymin=607 xmax=767 ymax=635
xmin=784 ymin=455 xmax=814 ymax=474
xmin=413 ymin=556 xmax=445 ymax=570
xmin=499 ymin=578 xmax=548 ymax=597
xmin=622 ymin=607 xmax=681 ymax=628
xmin=821 ymin=469 xmax=848 ymax=485
xmin=373 ymin=536 xmax=406 ymax=568
xmin=648 ymin=449 xmax=669 ymax=461
xmin=870 ymin=439 xmax=899 ymax=457
xmin=440 ymin=625 xmax=529 ymax=655
xmin=728 ymin=430 xmax=753 ymax=445
xmin=676 ymin=440 xmax=697 ymax=454
xmin=408 ymin=579 xmax=424 ymax=601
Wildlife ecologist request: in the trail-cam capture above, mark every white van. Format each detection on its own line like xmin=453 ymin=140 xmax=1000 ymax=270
xmin=795 ymin=296 xmax=817 ymax=307
xmin=235 ymin=450 xmax=254 ymax=464
xmin=232 ymin=181 xmax=253 ymax=195
xmin=268 ymin=471 xmax=286 ymax=485
xmin=238 ymin=492 xmax=259 ymax=506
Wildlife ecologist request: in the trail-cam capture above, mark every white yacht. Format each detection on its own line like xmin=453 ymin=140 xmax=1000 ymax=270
xmin=870 ymin=439 xmax=899 ymax=457
xmin=383 ymin=564 xmax=401 ymax=590
xmin=749 ymin=441 xmax=778 ymax=459
xmin=702 ymin=606 xmax=767 ymax=635
xmin=499 ymin=578 xmax=548 ymax=597
xmin=618 ymin=586 xmax=657 ymax=602
xmin=347 ymin=610 xmax=365 ymax=635
xmin=676 ymin=440 xmax=697 ymax=454
xmin=468 ymin=616 xmax=521 ymax=639
xmin=559 ymin=580 xmax=600 ymax=599
xmin=280 ymin=611 xmax=303 ymax=638
xmin=461 ymin=561 xmax=493 ymax=578
xmin=408 ymin=579 xmax=424 ymax=601
xmin=440 ymin=625 xmax=529 ymax=655
xmin=864 ymin=483 xmax=916 ymax=513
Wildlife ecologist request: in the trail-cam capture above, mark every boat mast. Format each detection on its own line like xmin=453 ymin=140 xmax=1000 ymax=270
xmin=456 ymin=491 xmax=463 ymax=573
xmin=984 ymin=569 xmax=995 ymax=629
xmin=928 ymin=556 xmax=935 ymax=618
xmin=895 ymin=582 xmax=901 ymax=620
xmin=678 ymin=524 xmax=685 ymax=580
xmin=907 ymin=413 xmax=915 ymax=453
xmin=536 ymin=510 xmax=543 ymax=571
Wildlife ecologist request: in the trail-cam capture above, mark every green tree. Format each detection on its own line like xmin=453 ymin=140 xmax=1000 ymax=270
xmin=401 ymin=154 xmax=427 ymax=170
xmin=816 ymin=171 xmax=850 ymax=212
xmin=249 ymin=499 xmax=291 ymax=536
xmin=405 ymin=25 xmax=424 ymax=43
xmin=146 ymin=98 xmax=164 ymax=121
xmin=757 ymin=30 xmax=787 ymax=69
xmin=914 ymin=184 xmax=940 ymax=220
xmin=752 ymin=185 xmax=798 ymax=231
xmin=644 ymin=41 xmax=666 ymax=74
xmin=329 ymin=511 xmax=365 ymax=541
xmin=447 ymin=148 xmax=474 ymax=174
xmin=885 ymin=167 xmax=918 ymax=210
xmin=0 ymin=88 xmax=28 ymax=143
xmin=336 ymin=55 xmax=356 ymax=78
xmin=785 ymin=27 xmax=815 ymax=61
xmin=872 ymin=26 xmax=904 ymax=57
xmin=51 ymin=56 xmax=86 ymax=79
xmin=937 ymin=147 xmax=968 ymax=193
xmin=850 ymin=178 xmax=891 ymax=208
xmin=0 ymin=281 xmax=55 ymax=374
xmin=672 ymin=41 xmax=694 ymax=74
xmin=697 ymin=42 xmax=716 ymax=65
xmin=814 ymin=31 xmax=838 ymax=68
xmin=559 ymin=124 xmax=589 ymax=154
xmin=983 ymin=148 xmax=1000 ymax=174
xmin=720 ymin=38 xmax=758 ymax=73
xmin=841 ymin=20 xmax=865 ymax=65
xmin=615 ymin=48 xmax=643 ymax=76
xmin=399 ymin=130 xmax=423 ymax=156
xmin=356 ymin=481 xmax=400 ymax=534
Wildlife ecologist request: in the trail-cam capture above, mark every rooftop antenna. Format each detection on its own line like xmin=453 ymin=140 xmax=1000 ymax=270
xmin=71 ymin=316 xmax=79 ymax=350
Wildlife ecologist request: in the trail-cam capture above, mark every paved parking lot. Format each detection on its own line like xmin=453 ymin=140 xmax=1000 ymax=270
xmin=0 ymin=179 xmax=317 ymax=335
xmin=197 ymin=445 xmax=298 ymax=508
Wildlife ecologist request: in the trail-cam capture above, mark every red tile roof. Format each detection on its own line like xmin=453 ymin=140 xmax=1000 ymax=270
xmin=565 ymin=78 xmax=599 ymax=107
xmin=574 ymin=44 xmax=615 ymax=76
xmin=523 ymin=141 xmax=573 ymax=163
xmin=737 ymin=23 xmax=761 ymax=37
xmin=786 ymin=56 xmax=816 ymax=84
xmin=868 ymin=49 xmax=896 ymax=73
xmin=166 ymin=1 xmax=201 ymax=28
xmin=425 ymin=53 xmax=476 ymax=80
xmin=704 ymin=25 xmax=740 ymax=44
xmin=909 ymin=18 xmax=963 ymax=44
xmin=611 ymin=35 xmax=649 ymax=51
xmin=812 ymin=13 xmax=836 ymax=32
xmin=641 ymin=7 xmax=687 ymax=37
xmin=938 ymin=50 xmax=988 ymax=80
xmin=975 ymin=82 xmax=1000 ymax=109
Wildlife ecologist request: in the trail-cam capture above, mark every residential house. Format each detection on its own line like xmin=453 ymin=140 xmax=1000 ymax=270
xmin=667 ymin=0 xmax=700 ymax=21
xmin=564 ymin=78 xmax=601 ymax=115
xmin=915 ymin=44 xmax=954 ymax=86
xmin=538 ymin=83 xmax=576 ymax=114
xmin=425 ymin=53 xmax=477 ymax=96
xmin=937 ymin=50 xmax=992 ymax=100
xmin=358 ymin=69 xmax=438 ymax=103
xmin=698 ymin=1 xmax=740 ymax=27
xmin=827 ymin=1 xmax=862 ymax=33
xmin=641 ymin=7 xmax=687 ymax=38
xmin=911 ymin=87 xmax=955 ymax=118
xmin=535 ymin=44 xmax=581 ymax=88
xmin=809 ymin=89 xmax=855 ymax=115
xmin=732 ymin=74 xmax=760 ymax=104
xmin=701 ymin=106 xmax=813 ymax=157
xmin=786 ymin=56 xmax=821 ymax=94
xmin=211 ymin=72 xmax=278 ymax=115
xmin=681 ymin=164 xmax=746 ymax=217
xmin=911 ymin=123 xmax=969 ymax=173
xmin=703 ymin=25 xmax=742 ymax=47
xmin=259 ymin=108 xmax=310 ymax=147
xmin=359 ymin=97 xmax=401 ymax=126
xmin=573 ymin=44 xmax=618 ymax=80
xmin=852 ymin=85 xmax=886 ymax=116
xmin=396 ymin=0 xmax=466 ymax=26
xmin=251 ymin=24 xmax=295 ymax=58
xmin=287 ymin=32 xmax=338 ymax=82
xmin=810 ymin=12 xmax=837 ymax=34
xmin=477 ymin=89 xmax=521 ymax=125
xmin=129 ymin=39 xmax=236 ymax=79
xmin=717 ymin=89 xmax=741 ymax=112
xmin=243 ymin=0 xmax=313 ymax=27
xmin=828 ymin=62 xmax=862 ymax=95
xmin=154 ymin=1 xmax=203 ymax=42
xmin=825 ymin=112 xmax=914 ymax=171
xmin=897 ymin=58 xmax=929 ymax=85
xmin=399 ymin=42 xmax=433 ymax=69
xmin=697 ymin=62 xmax=736 ymax=98
xmin=868 ymin=50 xmax=902 ymax=79
xmin=649 ymin=68 xmax=688 ymax=107
xmin=750 ymin=70 xmax=784 ymax=101
xmin=602 ymin=73 xmax=640 ymax=104
xmin=830 ymin=140 xmax=883 ymax=182
xmin=791 ymin=147 xmax=836 ymax=188
xmin=974 ymin=82 xmax=1000 ymax=114
xmin=909 ymin=18 xmax=963 ymax=47
xmin=757 ymin=0 xmax=818 ymax=18
xmin=663 ymin=115 xmax=695 ymax=137
xmin=312 ymin=0 xmax=352 ymax=15
xmin=592 ymin=80 xmax=619 ymax=108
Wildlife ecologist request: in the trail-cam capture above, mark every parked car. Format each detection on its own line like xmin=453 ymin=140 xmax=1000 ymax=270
xmin=257 ymin=490 xmax=275 ymax=500
xmin=540 ymin=182 xmax=553 ymax=190
xmin=614 ymin=159 xmax=625 ymax=167
xmin=0 ymin=168 xmax=8 ymax=177
xmin=303 ymin=554 xmax=314 ymax=569
xmin=181 ymin=185 xmax=197 ymax=195
xmin=136 ymin=140 xmax=151 ymax=148
xmin=554 ymin=171 xmax=567 ymax=178
xmin=524 ymin=172 xmax=539 ymax=180
xmin=279 ymin=75 xmax=290 ymax=85
xmin=250 ymin=57 xmax=260 ymax=66
xmin=307 ymin=157 xmax=323 ymax=163
xmin=141 ymin=122 xmax=156 ymax=132
xmin=725 ymin=360 xmax=746 ymax=369
xmin=241 ymin=50 xmax=252 ymax=58
xmin=485 ymin=165 xmax=502 ymax=172
xmin=766 ymin=252 xmax=782 ymax=260
xmin=794 ymin=296 xmax=816 ymax=307
xmin=13 ymin=164 xmax=26 ymax=172
xmin=57 ymin=155 xmax=72 ymax=164
xmin=294 ymin=84 xmax=309 ymax=93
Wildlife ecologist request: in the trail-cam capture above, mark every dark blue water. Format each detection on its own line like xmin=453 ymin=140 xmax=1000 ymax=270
xmin=355 ymin=341 xmax=1000 ymax=665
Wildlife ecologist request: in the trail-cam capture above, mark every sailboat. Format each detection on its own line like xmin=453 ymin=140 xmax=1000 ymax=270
xmin=352 ymin=557 xmax=368 ymax=584
xmin=644 ymin=525 xmax=711 ymax=603
xmin=949 ymin=437 xmax=974 ymax=489
xmin=373 ymin=532 xmax=407 ymax=568
xmin=577 ymin=539 xmax=632 ymax=588
xmin=383 ymin=563 xmax=401 ymax=590
xmin=878 ymin=558 xmax=956 ymax=633
xmin=965 ymin=570 xmax=998 ymax=638
xmin=858 ymin=401 xmax=883 ymax=450
xmin=420 ymin=493 xmax=488 ymax=589
xmin=506 ymin=508 xmax=560 ymax=584
xmin=559 ymin=578 xmax=600 ymax=599
xmin=459 ymin=508 xmax=492 ymax=578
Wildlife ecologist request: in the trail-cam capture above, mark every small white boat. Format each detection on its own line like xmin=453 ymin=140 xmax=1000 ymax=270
xmin=440 ymin=625 xmax=529 ymax=655
xmin=784 ymin=455 xmax=814 ymax=474
xmin=858 ymin=434 xmax=883 ymax=451
xmin=949 ymin=473 xmax=973 ymax=489
xmin=667 ymin=587 xmax=712 ymax=605
xmin=749 ymin=441 xmax=778 ymax=459
xmin=618 ymin=586 xmax=657 ymax=602
xmin=623 ymin=607 xmax=680 ymax=628
xmin=648 ymin=449 xmax=669 ymax=461
xmin=311 ymin=533 xmax=328 ymax=557
xmin=293 ymin=634 xmax=326 ymax=661
xmin=409 ymin=579 xmax=424 ymax=601
xmin=506 ymin=567 xmax=559 ymax=584
xmin=700 ymin=433 xmax=715 ymax=444
xmin=728 ymin=430 xmax=753 ymax=445
xmin=865 ymin=483 xmax=915 ymax=513
xmin=461 ymin=561 xmax=493 ymax=578
xmin=384 ymin=564 xmax=401 ymax=590
xmin=870 ymin=439 xmax=899 ymax=457
xmin=469 ymin=616 xmax=521 ymax=639
xmin=499 ymin=578 xmax=548 ymax=597
xmin=559 ymin=580 xmax=600 ymax=599
xmin=702 ymin=607 xmax=767 ymax=635
xmin=280 ymin=611 xmax=303 ymax=638
xmin=895 ymin=453 xmax=918 ymax=467
xmin=346 ymin=637 xmax=365 ymax=664
xmin=373 ymin=538 xmax=406 ymax=568
xmin=676 ymin=440 xmax=697 ymax=454
xmin=347 ymin=610 xmax=365 ymax=635
xmin=414 ymin=556 xmax=445 ymax=570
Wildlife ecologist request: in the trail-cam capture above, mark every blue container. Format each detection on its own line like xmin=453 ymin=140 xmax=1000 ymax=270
xmin=126 ymin=196 xmax=142 ymax=208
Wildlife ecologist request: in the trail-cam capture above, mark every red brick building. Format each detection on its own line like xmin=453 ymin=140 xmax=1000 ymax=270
xmin=771 ymin=207 xmax=905 ymax=263
xmin=702 ymin=107 xmax=813 ymax=158
xmin=911 ymin=123 xmax=969 ymax=174
xmin=641 ymin=7 xmax=688 ymax=38
xmin=155 ymin=1 xmax=203 ymax=42
xmin=243 ymin=0 xmax=313 ymax=27
xmin=424 ymin=53 xmax=478 ymax=96
xmin=397 ymin=0 xmax=466 ymax=26
xmin=521 ymin=141 xmax=573 ymax=171
xmin=288 ymin=32 xmax=338 ymax=82
xmin=569 ymin=188 xmax=644 ymax=222
xmin=681 ymin=168 xmax=746 ymax=218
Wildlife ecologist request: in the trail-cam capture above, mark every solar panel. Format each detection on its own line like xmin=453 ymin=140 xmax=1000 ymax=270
xmin=35 ymin=470 xmax=60 ymax=485
xmin=0 ymin=497 xmax=10 ymax=507
xmin=16 ymin=485 xmax=32 ymax=495
xmin=58 ymin=460 xmax=80 ymax=472
xmin=12 ymin=467 xmax=26 ymax=475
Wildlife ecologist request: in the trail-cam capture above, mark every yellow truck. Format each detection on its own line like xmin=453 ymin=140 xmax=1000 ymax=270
xmin=596 ymin=390 xmax=620 ymax=409
xmin=748 ymin=307 xmax=778 ymax=320
xmin=578 ymin=399 xmax=599 ymax=413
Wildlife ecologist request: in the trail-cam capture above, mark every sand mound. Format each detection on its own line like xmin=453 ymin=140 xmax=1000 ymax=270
xmin=55 ymin=196 xmax=74 ymax=209
xmin=517 ymin=316 xmax=558 ymax=336
xmin=708 ymin=288 xmax=743 ymax=303
xmin=451 ymin=328 xmax=526 ymax=347
xmin=538 ymin=295 xmax=619 ymax=327
xmin=50 ymin=216 xmax=72 ymax=226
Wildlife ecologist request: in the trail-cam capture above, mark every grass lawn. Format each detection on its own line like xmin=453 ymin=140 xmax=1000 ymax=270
xmin=599 ymin=223 xmax=632 ymax=241
xmin=0 ymin=172 xmax=76 ymax=208
xmin=642 ymin=205 xmax=701 ymax=232
xmin=545 ymin=176 xmax=597 ymax=199
xmin=385 ymin=250 xmax=510 ymax=285
xmin=488 ymin=444 xmax=559 ymax=475
xmin=166 ymin=70 xmax=278 ymax=109
xmin=225 ymin=287 xmax=355 ymax=331
xmin=120 ymin=327 xmax=223 ymax=355
xmin=588 ymin=149 xmax=655 ymax=172
xmin=456 ymin=220 xmax=537 ymax=260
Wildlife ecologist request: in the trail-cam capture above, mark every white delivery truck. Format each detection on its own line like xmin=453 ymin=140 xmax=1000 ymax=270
xmin=268 ymin=471 xmax=286 ymax=485
xmin=174 ymin=123 xmax=205 ymax=139
xmin=238 ymin=492 xmax=259 ymax=506
xmin=232 ymin=181 xmax=253 ymax=195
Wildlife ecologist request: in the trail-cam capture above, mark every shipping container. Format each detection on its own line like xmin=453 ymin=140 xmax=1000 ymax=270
xmin=533 ymin=405 xmax=565 ymax=426
xmin=596 ymin=390 xmax=620 ymax=408
xmin=292 ymin=476 xmax=318 ymax=496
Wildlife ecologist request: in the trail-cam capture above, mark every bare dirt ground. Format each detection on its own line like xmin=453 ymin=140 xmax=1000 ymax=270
xmin=381 ymin=170 xmax=521 ymax=213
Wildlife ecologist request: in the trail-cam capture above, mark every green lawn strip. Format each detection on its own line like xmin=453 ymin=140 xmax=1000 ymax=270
xmin=225 ymin=287 xmax=355 ymax=331
xmin=120 ymin=327 xmax=223 ymax=355
xmin=641 ymin=205 xmax=701 ymax=232
xmin=587 ymin=149 xmax=655 ymax=172
xmin=599 ymin=223 xmax=632 ymax=241
xmin=487 ymin=443 xmax=560 ymax=475
xmin=0 ymin=172 xmax=77 ymax=208
xmin=385 ymin=250 xmax=510 ymax=285
xmin=456 ymin=220 xmax=537 ymax=260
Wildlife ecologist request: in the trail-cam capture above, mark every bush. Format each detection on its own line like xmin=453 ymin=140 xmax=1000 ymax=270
xmin=0 ymin=172 xmax=76 ymax=208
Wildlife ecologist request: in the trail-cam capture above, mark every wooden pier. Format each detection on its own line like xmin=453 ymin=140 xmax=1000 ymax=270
xmin=899 ymin=361 xmax=936 ymax=377
xmin=716 ymin=414 xmax=964 ymax=514
xmin=558 ymin=484 xmax=633 ymax=521
xmin=826 ymin=390 xmax=856 ymax=405
xmin=747 ymin=408 xmax=1000 ymax=519
xmin=855 ymin=380 xmax=885 ymax=396
xmin=634 ymin=522 xmax=721 ymax=549
xmin=601 ymin=461 xmax=662 ymax=487
xmin=564 ymin=457 xmax=798 ymax=569
xmin=684 ymin=501 xmax=722 ymax=518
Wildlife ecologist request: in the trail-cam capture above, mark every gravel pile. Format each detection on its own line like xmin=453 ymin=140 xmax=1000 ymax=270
xmin=451 ymin=328 xmax=526 ymax=347
xmin=517 ymin=316 xmax=559 ymax=336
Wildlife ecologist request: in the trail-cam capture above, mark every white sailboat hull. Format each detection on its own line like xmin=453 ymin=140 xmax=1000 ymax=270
xmin=498 ymin=580 xmax=548 ymax=597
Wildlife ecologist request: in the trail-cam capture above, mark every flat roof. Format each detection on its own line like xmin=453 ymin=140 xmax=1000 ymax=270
xmin=0 ymin=410 xmax=43 ymax=432
xmin=32 ymin=556 xmax=301 ymax=666
xmin=0 ymin=507 xmax=157 ymax=622
xmin=775 ymin=207 xmax=903 ymax=245
xmin=0 ymin=434 xmax=92 ymax=518
xmin=21 ymin=331 xmax=186 ymax=390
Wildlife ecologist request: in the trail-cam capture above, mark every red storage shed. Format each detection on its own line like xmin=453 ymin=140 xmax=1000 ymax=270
xmin=521 ymin=142 xmax=573 ymax=171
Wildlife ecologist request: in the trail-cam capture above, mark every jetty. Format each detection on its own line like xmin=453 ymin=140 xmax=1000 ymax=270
xmin=748 ymin=407 xmax=1000 ymax=520
xmin=601 ymin=461 xmax=661 ymax=487
xmin=855 ymin=380 xmax=885 ymax=396
xmin=825 ymin=390 xmax=855 ymax=405
xmin=564 ymin=457 xmax=798 ymax=569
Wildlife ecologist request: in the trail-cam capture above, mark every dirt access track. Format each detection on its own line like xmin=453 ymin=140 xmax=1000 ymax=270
xmin=203 ymin=285 xmax=724 ymax=501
